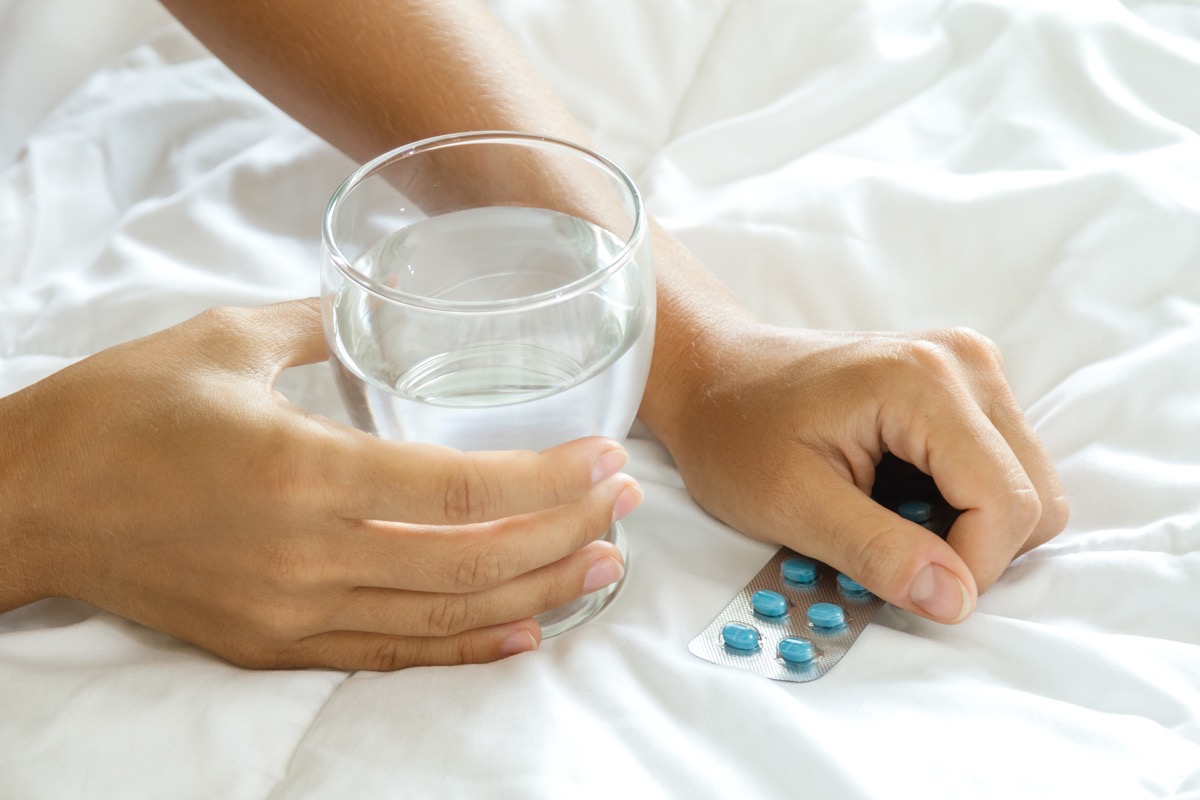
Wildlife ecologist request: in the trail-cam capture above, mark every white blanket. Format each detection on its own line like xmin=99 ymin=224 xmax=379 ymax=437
xmin=2 ymin=0 xmax=1199 ymax=797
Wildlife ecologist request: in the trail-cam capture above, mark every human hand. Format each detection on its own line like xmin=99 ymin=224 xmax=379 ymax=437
xmin=654 ymin=323 xmax=1069 ymax=624
xmin=0 ymin=300 xmax=641 ymax=669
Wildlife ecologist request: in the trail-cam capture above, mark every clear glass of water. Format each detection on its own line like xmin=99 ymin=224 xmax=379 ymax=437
xmin=320 ymin=131 xmax=655 ymax=637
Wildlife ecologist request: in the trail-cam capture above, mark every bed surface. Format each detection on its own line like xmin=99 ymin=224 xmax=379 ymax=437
xmin=2 ymin=0 xmax=1199 ymax=797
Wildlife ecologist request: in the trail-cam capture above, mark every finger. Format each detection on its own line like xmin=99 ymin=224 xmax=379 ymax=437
xmin=895 ymin=421 xmax=1039 ymax=595
xmin=336 ymin=473 xmax=641 ymax=593
xmin=335 ymin=434 xmax=632 ymax=525
xmin=794 ymin=467 xmax=979 ymax=625
xmin=276 ymin=620 xmax=544 ymax=670
xmin=977 ymin=384 xmax=1071 ymax=554
xmin=326 ymin=540 xmax=625 ymax=638
xmin=880 ymin=360 xmax=1044 ymax=594
xmin=911 ymin=328 xmax=1068 ymax=562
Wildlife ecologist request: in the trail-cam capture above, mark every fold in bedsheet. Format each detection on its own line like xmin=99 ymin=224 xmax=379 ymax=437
xmin=2 ymin=1 xmax=1199 ymax=798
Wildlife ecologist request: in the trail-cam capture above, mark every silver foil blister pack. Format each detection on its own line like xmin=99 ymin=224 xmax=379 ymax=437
xmin=689 ymin=454 xmax=959 ymax=683
xmin=688 ymin=548 xmax=885 ymax=682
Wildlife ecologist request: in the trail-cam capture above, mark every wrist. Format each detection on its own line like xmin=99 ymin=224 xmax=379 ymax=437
xmin=0 ymin=388 xmax=56 ymax=611
xmin=637 ymin=223 xmax=764 ymax=456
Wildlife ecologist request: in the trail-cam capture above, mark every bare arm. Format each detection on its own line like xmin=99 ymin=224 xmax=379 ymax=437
xmin=149 ymin=1 xmax=1069 ymax=624
xmin=160 ymin=0 xmax=585 ymax=162
xmin=156 ymin=0 xmax=746 ymax=439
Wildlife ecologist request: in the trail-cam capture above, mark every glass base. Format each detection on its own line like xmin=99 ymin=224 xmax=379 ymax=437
xmin=535 ymin=521 xmax=628 ymax=638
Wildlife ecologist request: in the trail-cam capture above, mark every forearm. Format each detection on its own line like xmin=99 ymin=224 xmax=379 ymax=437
xmin=160 ymin=0 xmax=586 ymax=164
xmin=161 ymin=0 xmax=756 ymax=453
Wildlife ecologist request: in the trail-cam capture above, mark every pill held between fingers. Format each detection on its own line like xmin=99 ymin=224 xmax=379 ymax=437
xmin=807 ymin=602 xmax=846 ymax=629
xmin=721 ymin=622 xmax=761 ymax=651
xmin=778 ymin=637 xmax=815 ymax=664
xmin=751 ymin=589 xmax=787 ymax=617
xmin=781 ymin=557 xmax=818 ymax=584
xmin=897 ymin=500 xmax=933 ymax=523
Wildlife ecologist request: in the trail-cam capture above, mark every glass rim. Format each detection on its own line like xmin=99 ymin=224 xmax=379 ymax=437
xmin=322 ymin=130 xmax=647 ymax=313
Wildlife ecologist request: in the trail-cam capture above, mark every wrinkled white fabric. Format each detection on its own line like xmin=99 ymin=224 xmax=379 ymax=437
xmin=1 ymin=0 xmax=1199 ymax=797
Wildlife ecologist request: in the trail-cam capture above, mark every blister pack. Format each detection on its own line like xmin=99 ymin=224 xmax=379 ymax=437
xmin=688 ymin=454 xmax=960 ymax=682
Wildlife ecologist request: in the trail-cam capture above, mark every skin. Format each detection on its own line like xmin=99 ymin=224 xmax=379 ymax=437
xmin=0 ymin=0 xmax=1068 ymax=670
xmin=0 ymin=301 xmax=640 ymax=668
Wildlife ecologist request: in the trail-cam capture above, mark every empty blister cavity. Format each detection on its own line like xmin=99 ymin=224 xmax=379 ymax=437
xmin=751 ymin=589 xmax=787 ymax=617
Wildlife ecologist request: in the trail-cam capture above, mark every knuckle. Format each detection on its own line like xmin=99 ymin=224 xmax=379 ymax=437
xmin=565 ymin=492 xmax=613 ymax=546
xmin=1043 ymin=493 xmax=1071 ymax=534
xmin=241 ymin=433 xmax=331 ymax=516
xmin=1005 ymin=484 xmax=1044 ymax=537
xmin=454 ymin=634 xmax=486 ymax=666
xmin=441 ymin=463 xmax=495 ymax=523
xmin=536 ymin=451 xmax=584 ymax=501
xmin=424 ymin=595 xmax=473 ymax=637
xmin=519 ymin=558 xmax=572 ymax=617
xmin=933 ymin=327 xmax=1005 ymax=370
xmin=898 ymin=326 xmax=1005 ymax=374
xmin=1022 ymin=493 xmax=1071 ymax=555
xmin=361 ymin=638 xmax=420 ymax=671
xmin=189 ymin=305 xmax=254 ymax=350
xmin=218 ymin=622 xmax=301 ymax=669
xmin=223 ymin=644 xmax=280 ymax=670
xmin=282 ymin=634 xmax=420 ymax=672
xmin=360 ymin=635 xmax=479 ymax=670
xmin=453 ymin=533 xmax=514 ymax=590
xmin=255 ymin=537 xmax=323 ymax=594
xmin=186 ymin=305 xmax=278 ymax=372
xmin=536 ymin=570 xmax=576 ymax=616
xmin=251 ymin=601 xmax=315 ymax=647
xmin=901 ymin=338 xmax=959 ymax=384
xmin=195 ymin=304 xmax=251 ymax=330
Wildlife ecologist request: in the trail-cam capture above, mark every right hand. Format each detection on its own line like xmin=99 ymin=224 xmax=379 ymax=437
xmin=0 ymin=299 xmax=641 ymax=670
xmin=645 ymin=317 xmax=1068 ymax=625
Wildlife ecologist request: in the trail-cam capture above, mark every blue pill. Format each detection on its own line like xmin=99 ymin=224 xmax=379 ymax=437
xmin=897 ymin=499 xmax=933 ymax=523
xmin=721 ymin=622 xmax=761 ymax=651
xmin=837 ymin=573 xmax=869 ymax=596
xmin=778 ymin=637 xmax=815 ymax=664
xmin=751 ymin=589 xmax=787 ymax=617
xmin=807 ymin=602 xmax=846 ymax=629
xmin=781 ymin=557 xmax=818 ymax=584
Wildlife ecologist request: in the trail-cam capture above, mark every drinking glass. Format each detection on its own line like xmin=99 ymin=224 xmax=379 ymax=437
xmin=320 ymin=131 xmax=655 ymax=637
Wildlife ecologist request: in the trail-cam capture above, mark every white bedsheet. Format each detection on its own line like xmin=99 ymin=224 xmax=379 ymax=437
xmin=2 ymin=0 xmax=1199 ymax=797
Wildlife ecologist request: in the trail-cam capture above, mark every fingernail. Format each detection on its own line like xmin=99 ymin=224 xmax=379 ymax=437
xmin=611 ymin=483 xmax=644 ymax=523
xmin=499 ymin=629 xmax=538 ymax=656
xmin=909 ymin=564 xmax=973 ymax=624
xmin=591 ymin=447 xmax=628 ymax=484
xmin=583 ymin=557 xmax=625 ymax=593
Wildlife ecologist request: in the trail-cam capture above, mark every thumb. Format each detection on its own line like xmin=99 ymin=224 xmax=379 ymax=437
xmin=797 ymin=470 xmax=978 ymax=624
